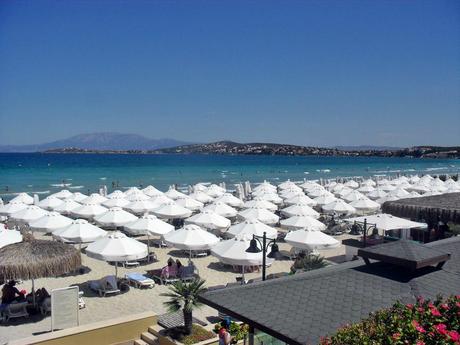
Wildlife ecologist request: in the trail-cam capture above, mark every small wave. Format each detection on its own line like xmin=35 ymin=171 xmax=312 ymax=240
xmin=100 ymin=177 xmax=107 ymax=180
xmin=404 ymin=169 xmax=416 ymax=172
xmin=69 ymin=185 xmax=84 ymax=189
xmin=426 ymin=167 xmax=448 ymax=171
xmin=316 ymin=169 xmax=331 ymax=173
xmin=27 ymin=185 xmax=33 ymax=188
xmin=304 ymin=172 xmax=309 ymax=174
xmin=50 ymin=183 xmax=72 ymax=187
xmin=32 ymin=190 xmax=51 ymax=195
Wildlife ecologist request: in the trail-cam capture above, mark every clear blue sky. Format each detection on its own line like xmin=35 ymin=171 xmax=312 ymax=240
xmin=1 ymin=0 xmax=459 ymax=147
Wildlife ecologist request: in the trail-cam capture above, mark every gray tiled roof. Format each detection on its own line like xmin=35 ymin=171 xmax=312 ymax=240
xmin=199 ymin=237 xmax=460 ymax=345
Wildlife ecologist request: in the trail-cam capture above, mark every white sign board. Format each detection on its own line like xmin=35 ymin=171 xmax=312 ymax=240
xmin=51 ymin=286 xmax=79 ymax=331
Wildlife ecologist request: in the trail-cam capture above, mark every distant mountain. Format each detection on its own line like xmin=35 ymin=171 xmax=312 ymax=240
xmin=334 ymin=145 xmax=403 ymax=151
xmin=0 ymin=132 xmax=192 ymax=152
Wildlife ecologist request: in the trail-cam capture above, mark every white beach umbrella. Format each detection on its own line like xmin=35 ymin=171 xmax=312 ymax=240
xmin=284 ymin=194 xmax=316 ymax=207
xmin=431 ymin=185 xmax=449 ymax=193
xmin=107 ymin=190 xmax=125 ymax=199
xmin=300 ymin=181 xmax=322 ymax=191
xmin=86 ymin=231 xmax=147 ymax=276
xmin=380 ymin=184 xmax=396 ymax=192
xmin=308 ymin=189 xmax=334 ymax=199
xmin=68 ymin=192 xmax=88 ymax=203
xmin=376 ymin=195 xmax=400 ymax=204
xmin=361 ymin=179 xmax=376 ymax=187
xmin=53 ymin=219 xmax=107 ymax=243
xmin=53 ymin=199 xmax=82 ymax=215
xmin=280 ymin=216 xmax=326 ymax=231
xmin=313 ymin=194 xmax=337 ymax=207
xmin=102 ymin=196 xmax=130 ymax=208
xmin=29 ymin=211 xmax=73 ymax=233
xmin=367 ymin=189 xmax=388 ymax=200
xmin=243 ymin=198 xmax=278 ymax=212
xmin=215 ymin=193 xmax=244 ymax=208
xmin=407 ymin=191 xmax=422 ymax=198
xmin=253 ymin=181 xmax=276 ymax=192
xmin=186 ymin=210 xmax=230 ymax=230
xmin=226 ymin=219 xmax=277 ymax=239
xmin=344 ymin=180 xmax=359 ymax=189
xmin=94 ymin=207 xmax=138 ymax=227
xmin=175 ymin=196 xmax=204 ymax=211
xmin=150 ymin=194 xmax=175 ymax=207
xmin=252 ymin=187 xmax=277 ymax=197
xmin=280 ymin=190 xmax=304 ymax=201
xmin=142 ymin=185 xmax=163 ymax=197
xmin=125 ymin=191 xmax=150 ymax=202
xmin=349 ymin=198 xmax=380 ymax=213
xmin=278 ymin=180 xmax=298 ymax=190
xmin=238 ymin=207 xmax=279 ymax=225
xmin=124 ymin=198 xmax=158 ymax=214
xmin=38 ymin=196 xmax=64 ymax=211
xmin=11 ymin=206 xmax=48 ymax=224
xmin=206 ymin=184 xmax=226 ymax=198
xmin=193 ymin=183 xmax=209 ymax=192
xmin=357 ymin=185 xmax=375 ymax=193
xmin=322 ymin=199 xmax=356 ymax=215
xmin=124 ymin=214 xmax=174 ymax=236
xmin=72 ymin=203 xmax=108 ymax=219
xmin=81 ymin=193 xmax=107 ymax=204
xmin=377 ymin=178 xmax=390 ymax=186
xmin=165 ymin=188 xmax=188 ymax=200
xmin=281 ymin=203 xmax=320 ymax=218
xmin=344 ymin=214 xmax=426 ymax=231
xmin=335 ymin=187 xmax=354 ymax=198
xmin=0 ymin=229 xmax=23 ymax=249
xmin=257 ymin=193 xmax=283 ymax=205
xmin=203 ymin=202 xmax=238 ymax=218
xmin=387 ymin=188 xmax=410 ymax=199
xmin=124 ymin=187 xmax=142 ymax=196
xmin=0 ymin=201 xmax=28 ymax=216
xmin=407 ymin=184 xmax=431 ymax=194
xmin=285 ymin=230 xmax=340 ymax=251
xmin=409 ymin=175 xmax=421 ymax=183
xmin=189 ymin=191 xmax=214 ymax=204
xmin=342 ymin=190 xmax=366 ymax=203
xmin=332 ymin=183 xmax=345 ymax=193
xmin=153 ymin=202 xmax=193 ymax=219
xmin=163 ymin=224 xmax=220 ymax=251
xmin=50 ymin=189 xmax=73 ymax=199
xmin=10 ymin=193 xmax=34 ymax=205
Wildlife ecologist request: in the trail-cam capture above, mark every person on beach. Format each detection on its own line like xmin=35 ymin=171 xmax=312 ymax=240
xmin=218 ymin=319 xmax=232 ymax=345
xmin=176 ymin=260 xmax=184 ymax=277
xmin=1 ymin=280 xmax=24 ymax=305
xmin=161 ymin=258 xmax=178 ymax=279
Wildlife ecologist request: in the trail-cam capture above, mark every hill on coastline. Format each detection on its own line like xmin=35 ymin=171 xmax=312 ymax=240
xmin=0 ymin=132 xmax=192 ymax=152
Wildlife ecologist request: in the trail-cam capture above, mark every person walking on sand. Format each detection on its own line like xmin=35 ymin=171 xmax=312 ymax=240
xmin=218 ymin=319 xmax=232 ymax=345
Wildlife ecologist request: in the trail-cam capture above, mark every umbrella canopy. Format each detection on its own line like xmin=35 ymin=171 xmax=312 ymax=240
xmin=185 ymin=210 xmax=230 ymax=230
xmin=280 ymin=216 xmax=326 ymax=231
xmin=226 ymin=219 xmax=277 ymax=239
xmin=68 ymin=192 xmax=88 ymax=203
xmin=376 ymin=195 xmax=400 ymax=204
xmin=81 ymin=193 xmax=108 ymax=204
xmin=367 ymin=188 xmax=388 ymax=200
xmin=0 ymin=229 xmax=23 ymax=249
xmin=349 ymin=198 xmax=380 ymax=213
xmin=29 ymin=212 xmax=73 ymax=233
xmin=94 ymin=207 xmax=138 ymax=227
xmin=280 ymin=190 xmax=303 ymax=200
xmin=163 ymin=224 xmax=220 ymax=250
xmin=342 ymin=190 xmax=366 ymax=202
xmin=10 ymin=193 xmax=34 ymax=205
xmin=407 ymin=184 xmax=431 ymax=193
xmin=284 ymin=195 xmax=316 ymax=207
xmin=86 ymin=231 xmax=147 ymax=262
xmin=243 ymin=198 xmax=278 ymax=212
xmin=193 ymin=183 xmax=209 ymax=192
xmin=53 ymin=199 xmax=82 ymax=215
xmin=278 ymin=180 xmax=298 ymax=190
xmin=0 ymin=201 xmax=28 ymax=216
xmin=124 ymin=187 xmax=142 ymax=196
xmin=53 ymin=219 xmax=107 ymax=243
xmin=285 ymin=230 xmax=340 ymax=251
xmin=357 ymin=185 xmax=375 ymax=193
xmin=211 ymin=235 xmax=271 ymax=266
xmin=0 ymin=238 xmax=81 ymax=280
xmin=153 ymin=202 xmax=193 ymax=219
xmin=344 ymin=213 xmax=426 ymax=231
xmin=72 ymin=202 xmax=108 ymax=219
xmin=380 ymin=184 xmax=396 ymax=192
xmin=387 ymin=188 xmax=411 ymax=199
xmin=124 ymin=198 xmax=158 ymax=214
xmin=215 ymin=193 xmax=244 ymax=208
xmin=335 ymin=188 xmax=354 ymax=198
xmin=206 ymin=184 xmax=226 ymax=198
xmin=281 ymin=204 xmax=320 ymax=218
xmin=165 ymin=188 xmax=188 ymax=200
xmin=107 ymin=190 xmax=125 ymax=199
xmin=50 ymin=190 xmax=73 ymax=199
xmin=238 ymin=207 xmax=279 ymax=225
xmin=142 ymin=185 xmax=163 ymax=197
xmin=322 ymin=199 xmax=356 ymax=215
xmin=344 ymin=180 xmax=359 ymax=189
xmin=38 ymin=196 xmax=64 ymax=211
xmin=361 ymin=179 xmax=376 ymax=187
xmin=189 ymin=191 xmax=214 ymax=204
xmin=11 ymin=205 xmax=48 ymax=224
xmin=313 ymin=194 xmax=337 ymax=207
xmin=175 ymin=196 xmax=204 ymax=211
xmin=203 ymin=202 xmax=238 ymax=218
xmin=125 ymin=191 xmax=150 ymax=202
xmin=102 ymin=196 xmax=131 ymax=208
xmin=253 ymin=181 xmax=276 ymax=193
xmin=255 ymin=193 xmax=283 ymax=205
xmin=308 ymin=188 xmax=332 ymax=199
xmin=124 ymin=215 xmax=174 ymax=236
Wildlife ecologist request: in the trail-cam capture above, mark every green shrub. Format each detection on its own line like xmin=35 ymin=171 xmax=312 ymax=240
xmin=291 ymin=254 xmax=328 ymax=273
xmin=320 ymin=295 xmax=460 ymax=345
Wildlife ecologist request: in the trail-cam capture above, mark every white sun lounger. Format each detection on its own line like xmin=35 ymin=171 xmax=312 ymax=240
xmin=89 ymin=275 xmax=120 ymax=297
xmin=125 ymin=273 xmax=155 ymax=288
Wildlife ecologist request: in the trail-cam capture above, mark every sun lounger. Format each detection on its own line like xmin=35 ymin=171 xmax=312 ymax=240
xmin=121 ymin=261 xmax=140 ymax=268
xmin=89 ymin=275 xmax=121 ymax=297
xmin=2 ymin=301 xmax=29 ymax=321
xmin=180 ymin=264 xmax=198 ymax=282
xmin=147 ymin=269 xmax=180 ymax=285
xmin=125 ymin=273 xmax=155 ymax=289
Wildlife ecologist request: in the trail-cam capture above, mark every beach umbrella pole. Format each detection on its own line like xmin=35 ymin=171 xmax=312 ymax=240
xmin=32 ymin=278 xmax=36 ymax=307
xmin=242 ymin=266 xmax=245 ymax=284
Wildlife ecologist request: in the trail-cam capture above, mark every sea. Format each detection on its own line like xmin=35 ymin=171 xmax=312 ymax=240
xmin=0 ymin=153 xmax=459 ymax=201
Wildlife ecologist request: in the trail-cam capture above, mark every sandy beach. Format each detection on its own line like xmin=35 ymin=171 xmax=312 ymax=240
xmin=0 ymin=231 xmax=350 ymax=345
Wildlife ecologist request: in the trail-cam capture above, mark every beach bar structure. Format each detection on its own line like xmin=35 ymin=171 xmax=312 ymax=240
xmin=198 ymin=237 xmax=460 ymax=345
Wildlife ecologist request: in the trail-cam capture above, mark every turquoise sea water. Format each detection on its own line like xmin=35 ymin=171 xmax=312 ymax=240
xmin=0 ymin=153 xmax=459 ymax=200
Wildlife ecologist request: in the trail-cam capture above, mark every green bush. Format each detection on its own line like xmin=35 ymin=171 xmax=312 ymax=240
xmin=320 ymin=295 xmax=460 ymax=345
xmin=291 ymin=254 xmax=328 ymax=273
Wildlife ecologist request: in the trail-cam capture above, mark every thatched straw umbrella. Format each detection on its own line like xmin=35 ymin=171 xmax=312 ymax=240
xmin=382 ymin=192 xmax=460 ymax=225
xmin=0 ymin=235 xmax=81 ymax=305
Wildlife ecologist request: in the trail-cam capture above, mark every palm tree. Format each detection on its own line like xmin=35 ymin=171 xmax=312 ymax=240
xmin=160 ymin=278 xmax=207 ymax=335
